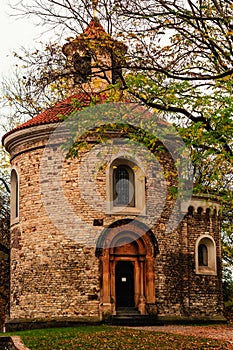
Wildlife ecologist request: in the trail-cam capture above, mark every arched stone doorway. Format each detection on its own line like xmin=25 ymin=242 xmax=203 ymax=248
xmin=95 ymin=220 xmax=159 ymax=317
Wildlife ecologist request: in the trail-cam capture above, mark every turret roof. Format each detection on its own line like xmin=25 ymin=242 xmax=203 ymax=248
xmin=82 ymin=18 xmax=110 ymax=39
xmin=62 ymin=18 xmax=127 ymax=56
xmin=2 ymin=19 xmax=126 ymax=145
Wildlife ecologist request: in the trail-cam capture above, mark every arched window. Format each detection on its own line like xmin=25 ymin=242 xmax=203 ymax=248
xmin=113 ymin=165 xmax=135 ymax=206
xmin=73 ymin=53 xmax=91 ymax=83
xmin=198 ymin=244 xmax=208 ymax=266
xmin=106 ymin=158 xmax=145 ymax=214
xmin=11 ymin=169 xmax=19 ymax=223
xmin=195 ymin=235 xmax=217 ymax=275
xmin=187 ymin=206 xmax=194 ymax=215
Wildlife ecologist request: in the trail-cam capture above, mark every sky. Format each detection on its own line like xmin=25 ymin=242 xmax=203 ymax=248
xmin=0 ymin=0 xmax=52 ymax=139
xmin=0 ymin=0 xmax=46 ymax=76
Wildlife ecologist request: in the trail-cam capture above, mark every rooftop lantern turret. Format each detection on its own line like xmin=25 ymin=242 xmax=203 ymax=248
xmin=62 ymin=9 xmax=127 ymax=94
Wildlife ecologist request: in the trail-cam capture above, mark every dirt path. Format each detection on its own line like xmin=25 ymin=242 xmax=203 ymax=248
xmin=129 ymin=325 xmax=233 ymax=343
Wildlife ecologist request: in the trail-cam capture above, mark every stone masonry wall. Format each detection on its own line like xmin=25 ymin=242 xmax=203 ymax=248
xmin=184 ymin=210 xmax=223 ymax=318
xmin=7 ymin=124 xmax=223 ymax=322
xmin=9 ymin=127 xmax=177 ymax=321
xmin=154 ymin=209 xmax=223 ymax=318
xmin=10 ymin=146 xmax=100 ymax=320
xmin=0 ymin=224 xmax=10 ymax=327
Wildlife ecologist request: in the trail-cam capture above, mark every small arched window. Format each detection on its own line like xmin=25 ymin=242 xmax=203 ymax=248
xmin=198 ymin=244 xmax=208 ymax=266
xmin=73 ymin=53 xmax=91 ymax=83
xmin=113 ymin=165 xmax=135 ymax=207
xmin=195 ymin=235 xmax=217 ymax=275
xmin=106 ymin=157 xmax=145 ymax=214
xmin=11 ymin=169 xmax=19 ymax=223
xmin=188 ymin=206 xmax=194 ymax=216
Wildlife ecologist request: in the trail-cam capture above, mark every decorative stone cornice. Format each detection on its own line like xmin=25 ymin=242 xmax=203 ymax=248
xmin=2 ymin=123 xmax=63 ymax=155
xmin=181 ymin=194 xmax=221 ymax=215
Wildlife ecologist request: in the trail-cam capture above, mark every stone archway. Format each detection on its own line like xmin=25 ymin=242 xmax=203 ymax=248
xmin=96 ymin=220 xmax=158 ymax=317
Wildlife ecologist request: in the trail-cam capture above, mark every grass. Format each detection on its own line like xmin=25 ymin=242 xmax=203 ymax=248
xmin=3 ymin=325 xmax=231 ymax=350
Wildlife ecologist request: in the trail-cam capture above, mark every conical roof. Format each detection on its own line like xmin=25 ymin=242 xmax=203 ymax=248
xmin=62 ymin=18 xmax=127 ymax=56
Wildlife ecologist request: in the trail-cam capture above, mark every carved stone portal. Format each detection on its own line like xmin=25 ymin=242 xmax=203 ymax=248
xmin=97 ymin=220 xmax=158 ymax=318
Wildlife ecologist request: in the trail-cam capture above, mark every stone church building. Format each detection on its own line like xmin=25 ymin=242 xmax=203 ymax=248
xmin=2 ymin=18 xmax=224 ymax=328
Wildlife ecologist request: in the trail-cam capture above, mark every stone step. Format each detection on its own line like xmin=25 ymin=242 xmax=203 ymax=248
xmin=116 ymin=307 xmax=140 ymax=316
xmin=111 ymin=315 xmax=157 ymax=326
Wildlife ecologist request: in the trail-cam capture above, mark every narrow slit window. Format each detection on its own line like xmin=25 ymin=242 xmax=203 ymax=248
xmin=11 ymin=169 xmax=19 ymax=221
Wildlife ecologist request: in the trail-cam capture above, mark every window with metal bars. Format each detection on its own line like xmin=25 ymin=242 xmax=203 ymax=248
xmin=113 ymin=165 xmax=135 ymax=207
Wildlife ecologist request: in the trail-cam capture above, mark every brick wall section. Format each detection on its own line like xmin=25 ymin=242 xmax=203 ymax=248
xmin=6 ymin=124 xmax=224 ymax=322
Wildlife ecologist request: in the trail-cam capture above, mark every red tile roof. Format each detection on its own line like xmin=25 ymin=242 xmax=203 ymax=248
xmin=2 ymin=91 xmax=169 ymax=146
xmin=82 ymin=18 xmax=109 ymax=39
xmin=2 ymin=93 xmax=105 ymax=142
